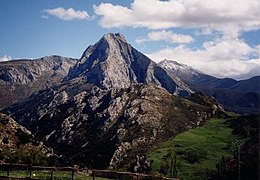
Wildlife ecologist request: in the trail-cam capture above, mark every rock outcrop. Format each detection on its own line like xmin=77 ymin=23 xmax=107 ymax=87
xmin=0 ymin=56 xmax=77 ymax=109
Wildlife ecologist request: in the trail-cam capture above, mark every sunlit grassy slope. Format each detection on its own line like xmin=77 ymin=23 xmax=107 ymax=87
xmin=148 ymin=118 xmax=244 ymax=180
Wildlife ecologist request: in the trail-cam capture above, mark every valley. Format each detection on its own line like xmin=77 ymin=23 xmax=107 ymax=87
xmin=0 ymin=33 xmax=259 ymax=180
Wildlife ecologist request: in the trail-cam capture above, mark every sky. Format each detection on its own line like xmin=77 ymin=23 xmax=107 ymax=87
xmin=0 ymin=0 xmax=260 ymax=80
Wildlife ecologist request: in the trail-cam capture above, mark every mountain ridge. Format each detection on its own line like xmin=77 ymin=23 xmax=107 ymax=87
xmin=159 ymin=59 xmax=260 ymax=91
xmin=159 ymin=59 xmax=260 ymax=113
xmin=65 ymin=33 xmax=192 ymax=95
xmin=0 ymin=55 xmax=77 ymax=109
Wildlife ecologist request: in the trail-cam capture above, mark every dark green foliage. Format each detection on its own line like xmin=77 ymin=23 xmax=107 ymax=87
xmin=216 ymin=155 xmax=228 ymax=176
xmin=0 ymin=144 xmax=49 ymax=165
xmin=211 ymin=114 xmax=260 ymax=180
xmin=159 ymin=148 xmax=178 ymax=178
xmin=184 ymin=147 xmax=207 ymax=163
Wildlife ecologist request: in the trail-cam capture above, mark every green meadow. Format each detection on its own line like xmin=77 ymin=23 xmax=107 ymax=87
xmin=148 ymin=118 xmax=244 ymax=180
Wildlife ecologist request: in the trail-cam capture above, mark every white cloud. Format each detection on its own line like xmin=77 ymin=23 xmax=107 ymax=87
xmin=93 ymin=0 xmax=260 ymax=79
xmin=43 ymin=7 xmax=91 ymax=21
xmin=94 ymin=3 xmax=133 ymax=27
xmin=254 ymin=44 xmax=260 ymax=56
xmin=94 ymin=0 xmax=260 ymax=37
xmin=0 ymin=55 xmax=11 ymax=62
xmin=148 ymin=38 xmax=260 ymax=80
xmin=136 ymin=30 xmax=194 ymax=44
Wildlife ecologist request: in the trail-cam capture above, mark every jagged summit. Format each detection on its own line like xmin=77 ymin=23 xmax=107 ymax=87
xmin=78 ymin=33 xmax=130 ymax=64
xmin=103 ymin=33 xmax=127 ymax=43
xmin=65 ymin=33 xmax=192 ymax=95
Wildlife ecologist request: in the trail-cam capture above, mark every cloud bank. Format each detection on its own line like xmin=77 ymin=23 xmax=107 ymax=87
xmin=148 ymin=38 xmax=260 ymax=79
xmin=94 ymin=0 xmax=260 ymax=37
xmin=43 ymin=7 xmax=91 ymax=21
xmin=95 ymin=0 xmax=260 ymax=79
xmin=136 ymin=30 xmax=194 ymax=44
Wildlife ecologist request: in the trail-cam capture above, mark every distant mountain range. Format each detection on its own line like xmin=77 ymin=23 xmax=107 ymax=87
xmin=0 ymin=33 xmax=258 ymax=169
xmin=159 ymin=60 xmax=260 ymax=113
xmin=0 ymin=56 xmax=76 ymax=109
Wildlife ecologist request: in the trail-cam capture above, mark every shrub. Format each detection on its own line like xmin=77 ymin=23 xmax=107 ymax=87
xmin=0 ymin=144 xmax=49 ymax=165
xmin=185 ymin=147 xmax=207 ymax=163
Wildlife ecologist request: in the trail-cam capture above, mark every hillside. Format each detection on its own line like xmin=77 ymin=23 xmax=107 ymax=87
xmin=0 ymin=113 xmax=53 ymax=165
xmin=0 ymin=56 xmax=77 ymax=109
xmin=3 ymin=82 xmax=224 ymax=169
xmin=147 ymin=117 xmax=254 ymax=179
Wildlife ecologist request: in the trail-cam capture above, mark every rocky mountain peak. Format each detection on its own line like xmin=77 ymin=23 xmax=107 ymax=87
xmin=65 ymin=34 xmax=192 ymax=95
xmin=102 ymin=33 xmax=127 ymax=43
xmin=79 ymin=33 xmax=128 ymax=61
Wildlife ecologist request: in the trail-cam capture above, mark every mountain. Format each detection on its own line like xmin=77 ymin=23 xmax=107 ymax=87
xmin=1 ymin=33 xmax=226 ymax=169
xmin=0 ymin=56 xmax=77 ymax=109
xmin=159 ymin=59 xmax=260 ymax=113
xmin=3 ymin=84 xmax=224 ymax=169
xmin=159 ymin=59 xmax=217 ymax=86
xmin=230 ymin=76 xmax=260 ymax=93
xmin=65 ymin=33 xmax=192 ymax=96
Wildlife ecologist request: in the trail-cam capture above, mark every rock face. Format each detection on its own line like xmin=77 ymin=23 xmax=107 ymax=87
xmin=65 ymin=33 xmax=192 ymax=95
xmin=159 ymin=60 xmax=260 ymax=113
xmin=0 ymin=56 xmax=77 ymax=109
xmin=3 ymin=83 xmax=222 ymax=169
xmin=0 ymin=113 xmax=32 ymax=149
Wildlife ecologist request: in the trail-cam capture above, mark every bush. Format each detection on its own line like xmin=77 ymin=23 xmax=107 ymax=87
xmin=185 ymin=147 xmax=207 ymax=163
xmin=0 ymin=144 xmax=49 ymax=165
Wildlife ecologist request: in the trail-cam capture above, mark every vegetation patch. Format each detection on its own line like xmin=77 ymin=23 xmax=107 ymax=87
xmin=147 ymin=118 xmax=244 ymax=180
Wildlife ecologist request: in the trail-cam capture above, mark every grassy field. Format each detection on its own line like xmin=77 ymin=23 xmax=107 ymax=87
xmin=148 ymin=118 xmax=244 ymax=180
xmin=0 ymin=170 xmax=111 ymax=180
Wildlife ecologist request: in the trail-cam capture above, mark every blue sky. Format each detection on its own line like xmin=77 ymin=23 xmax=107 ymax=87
xmin=1 ymin=0 xmax=260 ymax=79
